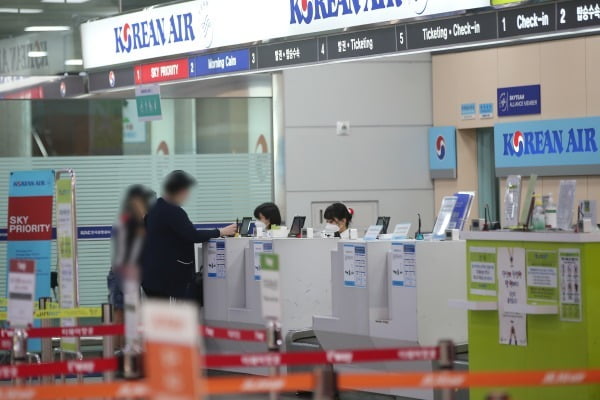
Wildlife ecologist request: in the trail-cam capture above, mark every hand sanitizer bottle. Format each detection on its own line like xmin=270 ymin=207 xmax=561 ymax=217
xmin=545 ymin=193 xmax=557 ymax=229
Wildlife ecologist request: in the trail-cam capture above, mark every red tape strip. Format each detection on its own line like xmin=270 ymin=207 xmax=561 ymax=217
xmin=200 ymin=325 xmax=266 ymax=342
xmin=205 ymin=347 xmax=440 ymax=368
xmin=0 ymin=357 xmax=118 ymax=379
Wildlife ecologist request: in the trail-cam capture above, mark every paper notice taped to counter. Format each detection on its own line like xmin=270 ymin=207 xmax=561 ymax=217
xmin=559 ymin=248 xmax=582 ymax=322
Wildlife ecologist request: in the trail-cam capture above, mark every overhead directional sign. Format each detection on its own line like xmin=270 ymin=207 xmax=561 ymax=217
xmin=88 ymin=0 xmax=600 ymax=92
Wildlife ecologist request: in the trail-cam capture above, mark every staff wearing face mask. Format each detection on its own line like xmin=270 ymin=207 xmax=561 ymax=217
xmin=253 ymin=202 xmax=282 ymax=231
xmin=324 ymin=202 xmax=354 ymax=239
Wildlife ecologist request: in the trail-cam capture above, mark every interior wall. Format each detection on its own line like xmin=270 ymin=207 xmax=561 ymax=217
xmin=432 ymin=36 xmax=600 ymax=218
xmin=283 ymin=54 xmax=435 ymax=232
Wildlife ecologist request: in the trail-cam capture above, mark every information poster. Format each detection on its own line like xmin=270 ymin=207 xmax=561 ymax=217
xmin=497 ymin=247 xmax=527 ymax=347
xmin=499 ymin=311 xmax=527 ymax=346
xmin=391 ymin=242 xmax=416 ymax=288
xmin=7 ymin=170 xmax=54 ymax=351
xmin=497 ymin=247 xmax=526 ymax=307
xmin=260 ymin=253 xmax=282 ymax=321
xmin=7 ymin=259 xmax=36 ymax=328
xmin=559 ymin=249 xmax=582 ymax=322
xmin=469 ymin=247 xmax=497 ymax=297
xmin=207 ymin=240 xmax=226 ymax=279
xmin=56 ymin=177 xmax=78 ymax=351
xmin=526 ymin=250 xmax=558 ymax=305
xmin=253 ymin=241 xmax=273 ymax=281
xmin=343 ymin=244 xmax=367 ymax=288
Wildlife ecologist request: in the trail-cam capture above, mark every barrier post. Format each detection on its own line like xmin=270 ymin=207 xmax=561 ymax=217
xmin=102 ymin=303 xmax=115 ymax=382
xmin=486 ymin=392 xmax=511 ymax=400
xmin=266 ymin=318 xmax=282 ymax=400
xmin=313 ymin=367 xmax=337 ymax=400
xmin=11 ymin=328 xmax=28 ymax=385
xmin=39 ymin=297 xmax=53 ymax=384
xmin=438 ymin=339 xmax=456 ymax=400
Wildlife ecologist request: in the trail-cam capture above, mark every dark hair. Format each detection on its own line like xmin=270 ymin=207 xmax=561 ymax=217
xmin=163 ymin=170 xmax=196 ymax=195
xmin=254 ymin=202 xmax=282 ymax=228
xmin=324 ymin=202 xmax=353 ymax=226
xmin=123 ymin=185 xmax=155 ymax=212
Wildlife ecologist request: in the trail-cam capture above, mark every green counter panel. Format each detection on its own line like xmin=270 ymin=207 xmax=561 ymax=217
xmin=466 ymin=240 xmax=600 ymax=400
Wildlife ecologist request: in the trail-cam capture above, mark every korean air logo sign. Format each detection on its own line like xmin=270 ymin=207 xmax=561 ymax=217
xmin=113 ymin=1 xmax=212 ymax=55
xmin=502 ymin=128 xmax=598 ymax=157
xmin=435 ymin=135 xmax=446 ymax=160
xmin=290 ymin=0 xmax=429 ymax=24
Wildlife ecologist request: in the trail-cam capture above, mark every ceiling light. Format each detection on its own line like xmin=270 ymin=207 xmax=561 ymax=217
xmin=0 ymin=8 xmax=43 ymax=14
xmin=64 ymin=59 xmax=84 ymax=66
xmin=28 ymin=51 xmax=48 ymax=58
xmin=41 ymin=0 xmax=91 ymax=3
xmin=25 ymin=26 xmax=71 ymax=32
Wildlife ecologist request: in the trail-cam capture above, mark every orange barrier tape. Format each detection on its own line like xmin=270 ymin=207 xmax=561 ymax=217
xmin=338 ymin=369 xmax=600 ymax=390
xmin=1 ymin=369 xmax=599 ymax=399
xmin=0 ymin=381 xmax=149 ymax=400
xmin=205 ymin=373 xmax=314 ymax=395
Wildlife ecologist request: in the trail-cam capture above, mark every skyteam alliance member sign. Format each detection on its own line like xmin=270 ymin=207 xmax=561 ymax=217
xmin=497 ymin=84 xmax=541 ymax=117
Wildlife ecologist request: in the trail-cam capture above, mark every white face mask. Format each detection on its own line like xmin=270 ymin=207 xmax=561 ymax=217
xmin=324 ymin=223 xmax=340 ymax=232
xmin=254 ymin=220 xmax=266 ymax=230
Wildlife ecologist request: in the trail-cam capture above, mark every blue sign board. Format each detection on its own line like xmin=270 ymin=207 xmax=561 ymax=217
xmin=497 ymin=84 xmax=541 ymax=117
xmin=429 ymin=126 xmax=457 ymax=179
xmin=479 ymin=102 xmax=494 ymax=119
xmin=494 ymin=117 xmax=600 ymax=176
xmin=189 ymin=49 xmax=250 ymax=78
xmin=461 ymin=103 xmax=476 ymax=120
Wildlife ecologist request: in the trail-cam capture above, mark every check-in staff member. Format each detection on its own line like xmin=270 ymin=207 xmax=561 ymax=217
xmin=253 ymin=202 xmax=282 ymax=230
xmin=141 ymin=170 xmax=237 ymax=299
xmin=324 ymin=202 xmax=353 ymax=239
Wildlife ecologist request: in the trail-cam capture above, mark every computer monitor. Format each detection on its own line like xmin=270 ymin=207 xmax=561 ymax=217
xmin=239 ymin=217 xmax=252 ymax=236
xmin=288 ymin=216 xmax=306 ymax=238
xmin=376 ymin=216 xmax=391 ymax=234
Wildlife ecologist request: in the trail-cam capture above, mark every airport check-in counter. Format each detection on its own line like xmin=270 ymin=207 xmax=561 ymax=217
xmin=201 ymin=237 xmax=339 ymax=365
xmin=313 ymin=239 xmax=467 ymax=400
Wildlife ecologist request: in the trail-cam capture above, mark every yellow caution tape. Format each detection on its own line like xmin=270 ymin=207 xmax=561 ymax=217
xmin=0 ymin=307 xmax=102 ymax=320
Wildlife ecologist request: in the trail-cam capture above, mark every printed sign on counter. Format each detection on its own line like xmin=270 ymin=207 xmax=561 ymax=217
xmin=499 ymin=311 xmax=527 ymax=346
xmin=559 ymin=248 xmax=582 ymax=322
xmin=497 ymin=247 xmax=526 ymax=307
xmin=469 ymin=247 xmax=497 ymax=297
xmin=526 ymin=250 xmax=558 ymax=305
xmin=206 ymin=240 xmax=226 ymax=279
xmin=343 ymin=244 xmax=367 ymax=288
xmin=7 ymin=259 xmax=36 ymax=328
xmin=391 ymin=242 xmax=416 ymax=288
xmin=391 ymin=223 xmax=411 ymax=240
xmin=260 ymin=253 xmax=282 ymax=321
xmin=253 ymin=241 xmax=273 ymax=281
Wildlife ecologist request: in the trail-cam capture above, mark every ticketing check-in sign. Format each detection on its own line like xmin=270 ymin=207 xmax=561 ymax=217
xmin=143 ymin=301 xmax=202 ymax=400
xmin=428 ymin=127 xmax=457 ymax=179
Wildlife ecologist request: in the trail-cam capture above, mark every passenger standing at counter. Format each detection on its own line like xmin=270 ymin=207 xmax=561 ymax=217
xmin=141 ymin=170 xmax=237 ymax=300
xmin=253 ymin=202 xmax=282 ymax=230
xmin=324 ymin=202 xmax=353 ymax=239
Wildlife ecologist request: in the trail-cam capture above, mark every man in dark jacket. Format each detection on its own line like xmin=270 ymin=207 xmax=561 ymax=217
xmin=141 ymin=170 xmax=237 ymax=299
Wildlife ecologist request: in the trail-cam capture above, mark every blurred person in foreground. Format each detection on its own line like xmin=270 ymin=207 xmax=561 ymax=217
xmin=107 ymin=185 xmax=155 ymax=349
xmin=141 ymin=170 xmax=237 ymax=300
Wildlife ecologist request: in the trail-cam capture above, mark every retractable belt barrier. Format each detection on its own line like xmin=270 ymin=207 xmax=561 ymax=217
xmin=0 ymin=324 xmax=266 ymax=342
xmin=0 ymin=358 xmax=118 ymax=379
xmin=0 ymin=369 xmax=599 ymax=400
xmin=0 ymin=346 xmax=439 ymax=378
